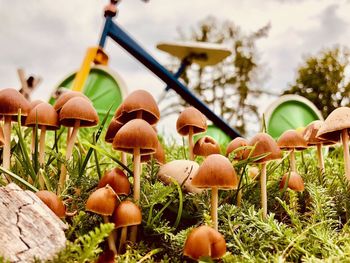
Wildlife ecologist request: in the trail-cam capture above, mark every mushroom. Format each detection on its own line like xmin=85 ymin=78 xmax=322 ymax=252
xmin=226 ymin=137 xmax=248 ymax=160
xmin=176 ymin=107 xmax=207 ymax=160
xmin=158 ymin=160 xmax=202 ymax=193
xmin=0 ymin=88 xmax=30 ymax=180
xmin=58 ymin=97 xmax=99 ymax=192
xmin=303 ymin=120 xmax=336 ymax=173
xmin=191 ymin=154 xmax=238 ymax=230
xmin=86 ymin=185 xmax=118 ymax=253
xmin=112 ymin=200 xmax=142 ymax=253
xmin=98 ymin=168 xmax=131 ymax=196
xmin=243 ymin=133 xmax=281 ymax=219
xmin=113 ymin=119 xmax=157 ymax=242
xmin=25 ymin=102 xmax=59 ymax=189
xmin=277 ymin=130 xmax=307 ymax=173
xmin=27 ymin=99 xmax=44 ymax=154
xmin=316 ymin=107 xmax=350 ymax=181
xmin=36 ymin=190 xmax=66 ymax=218
xmin=183 ymin=225 xmax=226 ymax=261
xmin=114 ymin=89 xmax=160 ymax=125
xmin=140 ymin=140 xmax=166 ymax=165
xmin=193 ymin=136 xmax=221 ymax=158
xmin=279 ymin=171 xmax=304 ymax=192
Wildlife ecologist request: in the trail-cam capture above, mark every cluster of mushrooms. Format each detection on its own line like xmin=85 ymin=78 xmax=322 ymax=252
xmin=2 ymin=85 xmax=350 ymax=261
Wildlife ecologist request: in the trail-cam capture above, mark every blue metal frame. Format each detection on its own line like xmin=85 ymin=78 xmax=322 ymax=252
xmin=99 ymin=17 xmax=241 ymax=139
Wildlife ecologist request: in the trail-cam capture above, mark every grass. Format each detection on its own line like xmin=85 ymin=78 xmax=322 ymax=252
xmin=2 ymin=122 xmax=350 ymax=262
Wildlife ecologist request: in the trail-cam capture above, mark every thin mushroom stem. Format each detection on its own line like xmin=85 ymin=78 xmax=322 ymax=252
xmin=211 ymin=186 xmax=219 ymax=230
xmin=3 ymin=116 xmax=12 ymax=182
xmin=103 ymin=216 xmax=117 ymax=254
xmin=38 ymin=126 xmax=46 ymax=189
xmin=290 ymin=149 xmax=296 ymax=172
xmin=129 ymin=147 xmax=141 ymax=242
xmin=31 ymin=127 xmax=36 ymax=155
xmin=341 ymin=129 xmax=350 ymax=182
xmin=118 ymin=226 xmax=128 ymax=254
xmin=58 ymin=120 xmax=80 ymax=193
xmin=121 ymin=152 xmax=127 ymax=169
xmin=316 ymin=143 xmax=325 ymax=173
xmin=188 ymin=127 xmax=194 ymax=161
xmin=260 ymin=162 xmax=267 ymax=219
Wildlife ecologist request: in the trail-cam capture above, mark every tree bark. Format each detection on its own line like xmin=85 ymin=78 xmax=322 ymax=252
xmin=0 ymin=183 xmax=67 ymax=263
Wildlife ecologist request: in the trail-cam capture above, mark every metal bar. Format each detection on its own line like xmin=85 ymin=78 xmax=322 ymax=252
xmin=106 ymin=21 xmax=241 ymax=139
xmin=99 ymin=17 xmax=112 ymax=48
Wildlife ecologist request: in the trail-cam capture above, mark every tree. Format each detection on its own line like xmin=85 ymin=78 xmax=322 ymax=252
xmin=160 ymin=16 xmax=270 ymax=135
xmin=283 ymin=47 xmax=350 ymax=118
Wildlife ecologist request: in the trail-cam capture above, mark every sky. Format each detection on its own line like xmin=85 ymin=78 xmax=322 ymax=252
xmin=1 ymin=0 xmax=350 ymax=138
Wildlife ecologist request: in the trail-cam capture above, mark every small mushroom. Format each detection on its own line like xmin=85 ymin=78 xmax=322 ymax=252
xmin=279 ymin=171 xmax=304 ymax=192
xmin=105 ymin=118 xmax=127 ymax=167
xmin=226 ymin=137 xmax=248 ymax=160
xmin=317 ymin=107 xmax=350 ymax=182
xmin=114 ymin=89 xmax=160 ymax=125
xmin=36 ymin=190 xmax=66 ymax=218
xmin=58 ymin=97 xmax=99 ymax=192
xmin=0 ymin=88 xmax=30 ymax=180
xmin=193 ymin=136 xmax=221 ymax=158
xmin=243 ymin=133 xmax=281 ymax=219
xmin=25 ymin=102 xmax=59 ymax=189
xmin=277 ymin=130 xmax=307 ymax=173
xmin=157 ymin=160 xmax=202 ymax=193
xmin=141 ymin=140 xmax=166 ymax=165
xmin=111 ymin=200 xmax=142 ymax=253
xmin=183 ymin=225 xmax=226 ymax=261
xmin=86 ymin=185 xmax=118 ymax=253
xmin=176 ymin=107 xmax=207 ymax=160
xmin=192 ymin=154 xmax=238 ymax=230
xmin=98 ymin=168 xmax=131 ymax=196
xmin=303 ymin=120 xmax=336 ymax=173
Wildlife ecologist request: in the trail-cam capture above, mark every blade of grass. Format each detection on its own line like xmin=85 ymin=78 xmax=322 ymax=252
xmin=92 ymin=132 xmax=102 ymax=179
xmin=0 ymin=166 xmax=38 ymax=192
xmin=83 ymin=142 xmax=132 ymax=176
xmin=79 ymin=105 xmax=112 ymax=177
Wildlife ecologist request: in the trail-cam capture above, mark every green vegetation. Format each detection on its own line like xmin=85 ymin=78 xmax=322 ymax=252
xmin=3 ymin=120 xmax=350 ymax=262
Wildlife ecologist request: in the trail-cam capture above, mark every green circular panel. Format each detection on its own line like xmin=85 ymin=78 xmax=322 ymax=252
xmin=267 ymin=100 xmax=321 ymax=139
xmin=49 ymin=67 xmax=125 ymax=123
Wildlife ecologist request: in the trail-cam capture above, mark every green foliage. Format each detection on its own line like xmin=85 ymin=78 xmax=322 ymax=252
xmin=284 ymin=47 xmax=350 ymax=118
xmin=50 ymin=223 xmax=114 ymax=263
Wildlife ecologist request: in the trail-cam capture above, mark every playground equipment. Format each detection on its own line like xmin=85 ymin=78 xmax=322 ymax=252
xmin=264 ymin=95 xmax=324 ymax=139
xmin=50 ymin=0 xmax=241 ymax=139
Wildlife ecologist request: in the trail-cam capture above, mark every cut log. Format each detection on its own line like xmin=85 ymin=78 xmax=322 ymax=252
xmin=0 ymin=183 xmax=67 ymax=263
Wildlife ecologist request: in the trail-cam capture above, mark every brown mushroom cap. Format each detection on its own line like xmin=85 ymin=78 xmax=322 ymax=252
xmin=86 ymin=185 xmax=117 ymax=216
xmin=0 ymin=88 xmax=30 ymax=121
xmin=141 ymin=140 xmax=166 ymax=164
xmin=112 ymin=119 xmax=158 ymax=155
xmin=243 ymin=133 xmax=282 ymax=163
xmin=176 ymin=107 xmax=207 ymax=136
xmin=277 ymin=130 xmax=308 ymax=151
xmin=105 ymin=118 xmax=124 ymax=143
xmin=53 ymin=91 xmax=89 ymax=112
xmin=303 ymin=120 xmax=337 ymax=146
xmin=316 ymin=107 xmax=350 ymax=142
xmin=115 ymin=90 xmax=160 ymax=125
xmin=29 ymin=100 xmax=44 ymax=110
xmin=111 ymin=200 xmax=142 ymax=228
xmin=279 ymin=171 xmax=304 ymax=192
xmin=98 ymin=168 xmax=131 ymax=196
xmin=226 ymin=137 xmax=248 ymax=159
xmin=59 ymin=97 xmax=99 ymax=127
xmin=25 ymin=102 xmax=60 ymax=130
xmin=193 ymin=136 xmax=221 ymax=157
xmin=183 ymin=225 xmax=226 ymax=260
xmin=191 ymin=154 xmax=238 ymax=189
xmin=35 ymin=190 xmax=66 ymax=218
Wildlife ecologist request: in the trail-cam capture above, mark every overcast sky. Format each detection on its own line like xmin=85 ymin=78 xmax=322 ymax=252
xmin=1 ymin=0 xmax=350 ymax=137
